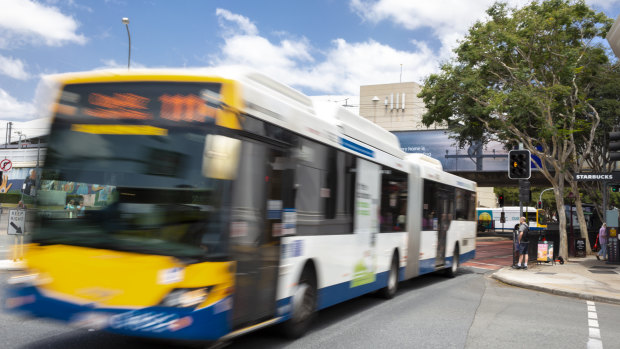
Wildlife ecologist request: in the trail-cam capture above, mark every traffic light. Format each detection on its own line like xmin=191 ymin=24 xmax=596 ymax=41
xmin=498 ymin=194 xmax=504 ymax=207
xmin=612 ymin=185 xmax=620 ymax=193
xmin=508 ymin=150 xmax=531 ymax=179
xmin=537 ymin=201 xmax=542 ymax=209
xmin=608 ymin=132 xmax=620 ymax=162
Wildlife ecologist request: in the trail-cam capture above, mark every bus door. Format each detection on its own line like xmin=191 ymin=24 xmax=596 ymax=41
xmin=435 ymin=187 xmax=453 ymax=267
xmin=230 ymin=142 xmax=293 ymax=327
xmin=352 ymin=159 xmax=380 ymax=287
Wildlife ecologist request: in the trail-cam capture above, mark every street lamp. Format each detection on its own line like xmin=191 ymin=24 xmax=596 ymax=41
xmin=372 ymin=96 xmax=379 ymax=122
xmin=122 ymin=17 xmax=131 ymax=69
xmin=15 ymin=131 xmax=25 ymax=148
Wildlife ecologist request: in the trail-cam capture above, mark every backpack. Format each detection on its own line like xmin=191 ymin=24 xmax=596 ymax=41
xmin=520 ymin=223 xmax=530 ymax=242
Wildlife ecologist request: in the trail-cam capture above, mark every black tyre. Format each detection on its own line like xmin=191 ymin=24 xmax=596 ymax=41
xmin=379 ymin=254 xmax=399 ymax=299
xmin=281 ymin=269 xmax=317 ymax=339
xmin=444 ymin=244 xmax=459 ymax=278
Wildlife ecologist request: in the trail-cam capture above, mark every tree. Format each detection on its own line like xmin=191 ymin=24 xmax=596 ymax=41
xmin=418 ymin=0 xmax=614 ymax=260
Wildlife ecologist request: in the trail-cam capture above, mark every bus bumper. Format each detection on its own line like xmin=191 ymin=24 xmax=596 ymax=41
xmin=4 ymin=285 xmax=233 ymax=341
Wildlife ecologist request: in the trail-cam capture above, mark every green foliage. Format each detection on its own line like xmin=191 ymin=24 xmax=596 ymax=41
xmin=0 ymin=193 xmax=26 ymax=204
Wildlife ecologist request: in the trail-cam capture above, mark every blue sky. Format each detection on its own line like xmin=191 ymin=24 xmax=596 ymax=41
xmin=1 ymin=0 xmax=620 ymax=135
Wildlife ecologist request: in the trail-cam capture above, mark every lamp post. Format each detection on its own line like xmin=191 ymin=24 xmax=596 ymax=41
xmin=372 ymin=96 xmax=379 ymax=122
xmin=122 ymin=17 xmax=131 ymax=69
xmin=15 ymin=131 xmax=25 ymax=149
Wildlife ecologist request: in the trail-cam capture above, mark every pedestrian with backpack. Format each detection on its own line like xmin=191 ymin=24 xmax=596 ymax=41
xmin=514 ymin=216 xmax=529 ymax=269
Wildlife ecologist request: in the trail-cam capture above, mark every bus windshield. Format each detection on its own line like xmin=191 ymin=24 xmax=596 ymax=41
xmin=32 ymin=81 xmax=236 ymax=261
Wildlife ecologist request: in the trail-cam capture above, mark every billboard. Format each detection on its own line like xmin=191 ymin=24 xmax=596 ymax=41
xmin=393 ymin=130 xmax=509 ymax=172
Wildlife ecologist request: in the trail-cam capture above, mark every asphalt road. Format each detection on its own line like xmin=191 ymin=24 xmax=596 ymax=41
xmin=2 ymin=267 xmax=620 ymax=349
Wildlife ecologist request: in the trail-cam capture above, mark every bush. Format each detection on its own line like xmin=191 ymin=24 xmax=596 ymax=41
xmin=0 ymin=193 xmax=37 ymax=205
xmin=0 ymin=193 xmax=23 ymax=204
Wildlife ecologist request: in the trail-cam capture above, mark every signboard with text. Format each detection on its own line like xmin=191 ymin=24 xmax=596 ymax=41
xmin=7 ymin=209 xmax=25 ymax=235
xmin=574 ymin=172 xmax=620 ymax=181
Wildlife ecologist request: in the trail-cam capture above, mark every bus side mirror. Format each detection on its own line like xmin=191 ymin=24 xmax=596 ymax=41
xmin=202 ymin=135 xmax=241 ymax=180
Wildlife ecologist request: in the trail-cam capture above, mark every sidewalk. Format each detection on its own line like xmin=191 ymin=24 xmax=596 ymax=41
xmin=492 ymin=255 xmax=620 ymax=305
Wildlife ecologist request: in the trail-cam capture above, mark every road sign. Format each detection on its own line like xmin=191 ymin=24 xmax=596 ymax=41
xmin=0 ymin=159 xmax=12 ymax=172
xmin=7 ymin=209 xmax=25 ymax=235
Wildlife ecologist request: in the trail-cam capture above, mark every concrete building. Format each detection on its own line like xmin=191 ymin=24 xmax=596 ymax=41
xmin=358 ymin=82 xmax=443 ymax=131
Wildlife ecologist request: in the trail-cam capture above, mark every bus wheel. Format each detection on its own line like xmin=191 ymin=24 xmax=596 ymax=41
xmin=282 ymin=270 xmax=317 ymax=339
xmin=380 ymin=253 xmax=399 ymax=299
xmin=444 ymin=244 xmax=459 ymax=278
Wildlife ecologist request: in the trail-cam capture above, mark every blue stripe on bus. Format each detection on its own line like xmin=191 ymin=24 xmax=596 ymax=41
xmin=419 ymin=250 xmax=476 ymax=275
xmin=5 ymin=285 xmax=232 ymax=341
xmin=340 ymin=138 xmax=374 ymax=158
xmin=317 ymin=267 xmax=404 ymax=310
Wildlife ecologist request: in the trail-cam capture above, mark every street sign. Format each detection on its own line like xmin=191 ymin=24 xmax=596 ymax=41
xmin=7 ymin=209 xmax=25 ymax=235
xmin=0 ymin=159 xmax=12 ymax=172
xmin=574 ymin=172 xmax=620 ymax=181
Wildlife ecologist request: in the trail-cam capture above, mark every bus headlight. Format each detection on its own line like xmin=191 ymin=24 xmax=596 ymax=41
xmin=160 ymin=287 xmax=210 ymax=308
xmin=7 ymin=272 xmax=51 ymax=286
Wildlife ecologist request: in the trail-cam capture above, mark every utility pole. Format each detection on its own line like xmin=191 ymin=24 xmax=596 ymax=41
xmin=6 ymin=122 xmax=12 ymax=148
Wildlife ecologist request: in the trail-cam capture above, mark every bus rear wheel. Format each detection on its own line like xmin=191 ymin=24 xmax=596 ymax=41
xmin=444 ymin=244 xmax=459 ymax=278
xmin=282 ymin=270 xmax=317 ymax=339
xmin=380 ymin=253 xmax=399 ymax=299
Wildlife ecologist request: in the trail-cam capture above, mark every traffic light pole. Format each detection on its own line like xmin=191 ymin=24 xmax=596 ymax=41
xmin=603 ymin=180 xmax=608 ymax=222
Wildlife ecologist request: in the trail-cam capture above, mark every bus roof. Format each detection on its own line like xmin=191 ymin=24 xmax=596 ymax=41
xmin=405 ymin=153 xmax=476 ymax=192
xmin=40 ymin=68 xmax=405 ymax=159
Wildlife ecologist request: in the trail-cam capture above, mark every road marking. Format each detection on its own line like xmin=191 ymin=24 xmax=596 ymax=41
xmin=587 ymin=301 xmax=603 ymax=349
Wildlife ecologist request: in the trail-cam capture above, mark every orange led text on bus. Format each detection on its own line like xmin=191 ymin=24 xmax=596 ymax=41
xmin=85 ymin=93 xmax=152 ymax=120
xmin=159 ymin=94 xmax=217 ymax=122
xmin=82 ymin=92 xmax=217 ymax=122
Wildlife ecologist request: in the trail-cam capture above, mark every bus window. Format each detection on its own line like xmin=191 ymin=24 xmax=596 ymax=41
xmin=380 ymin=167 xmax=408 ymax=232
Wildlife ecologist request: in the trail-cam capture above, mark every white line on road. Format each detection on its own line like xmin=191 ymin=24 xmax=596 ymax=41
xmin=587 ymin=301 xmax=603 ymax=349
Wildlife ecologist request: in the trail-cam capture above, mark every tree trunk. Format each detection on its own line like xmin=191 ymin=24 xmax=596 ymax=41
xmin=553 ymin=184 xmax=568 ymax=260
xmin=570 ymin=181 xmax=592 ymax=255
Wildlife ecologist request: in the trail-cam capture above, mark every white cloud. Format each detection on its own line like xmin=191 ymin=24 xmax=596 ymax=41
xmin=0 ymin=55 xmax=30 ymax=80
xmin=213 ymin=9 xmax=438 ymax=95
xmin=0 ymin=89 xmax=36 ymax=121
xmin=0 ymin=0 xmax=86 ymax=48
xmin=301 ymin=39 xmax=437 ymax=94
xmin=216 ymin=8 xmax=259 ymax=36
xmin=350 ymin=0 xmax=534 ymax=60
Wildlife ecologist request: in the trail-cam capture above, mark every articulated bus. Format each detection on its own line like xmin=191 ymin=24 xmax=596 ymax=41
xmin=477 ymin=206 xmax=547 ymax=234
xmin=6 ymin=68 xmax=476 ymax=344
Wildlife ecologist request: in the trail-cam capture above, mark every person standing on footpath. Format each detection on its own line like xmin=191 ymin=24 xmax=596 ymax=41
xmin=596 ymin=223 xmax=608 ymax=261
xmin=512 ymin=216 xmax=529 ymax=270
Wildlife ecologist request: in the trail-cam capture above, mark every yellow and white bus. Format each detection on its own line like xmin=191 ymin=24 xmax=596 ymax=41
xmin=6 ymin=68 xmax=476 ymax=344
